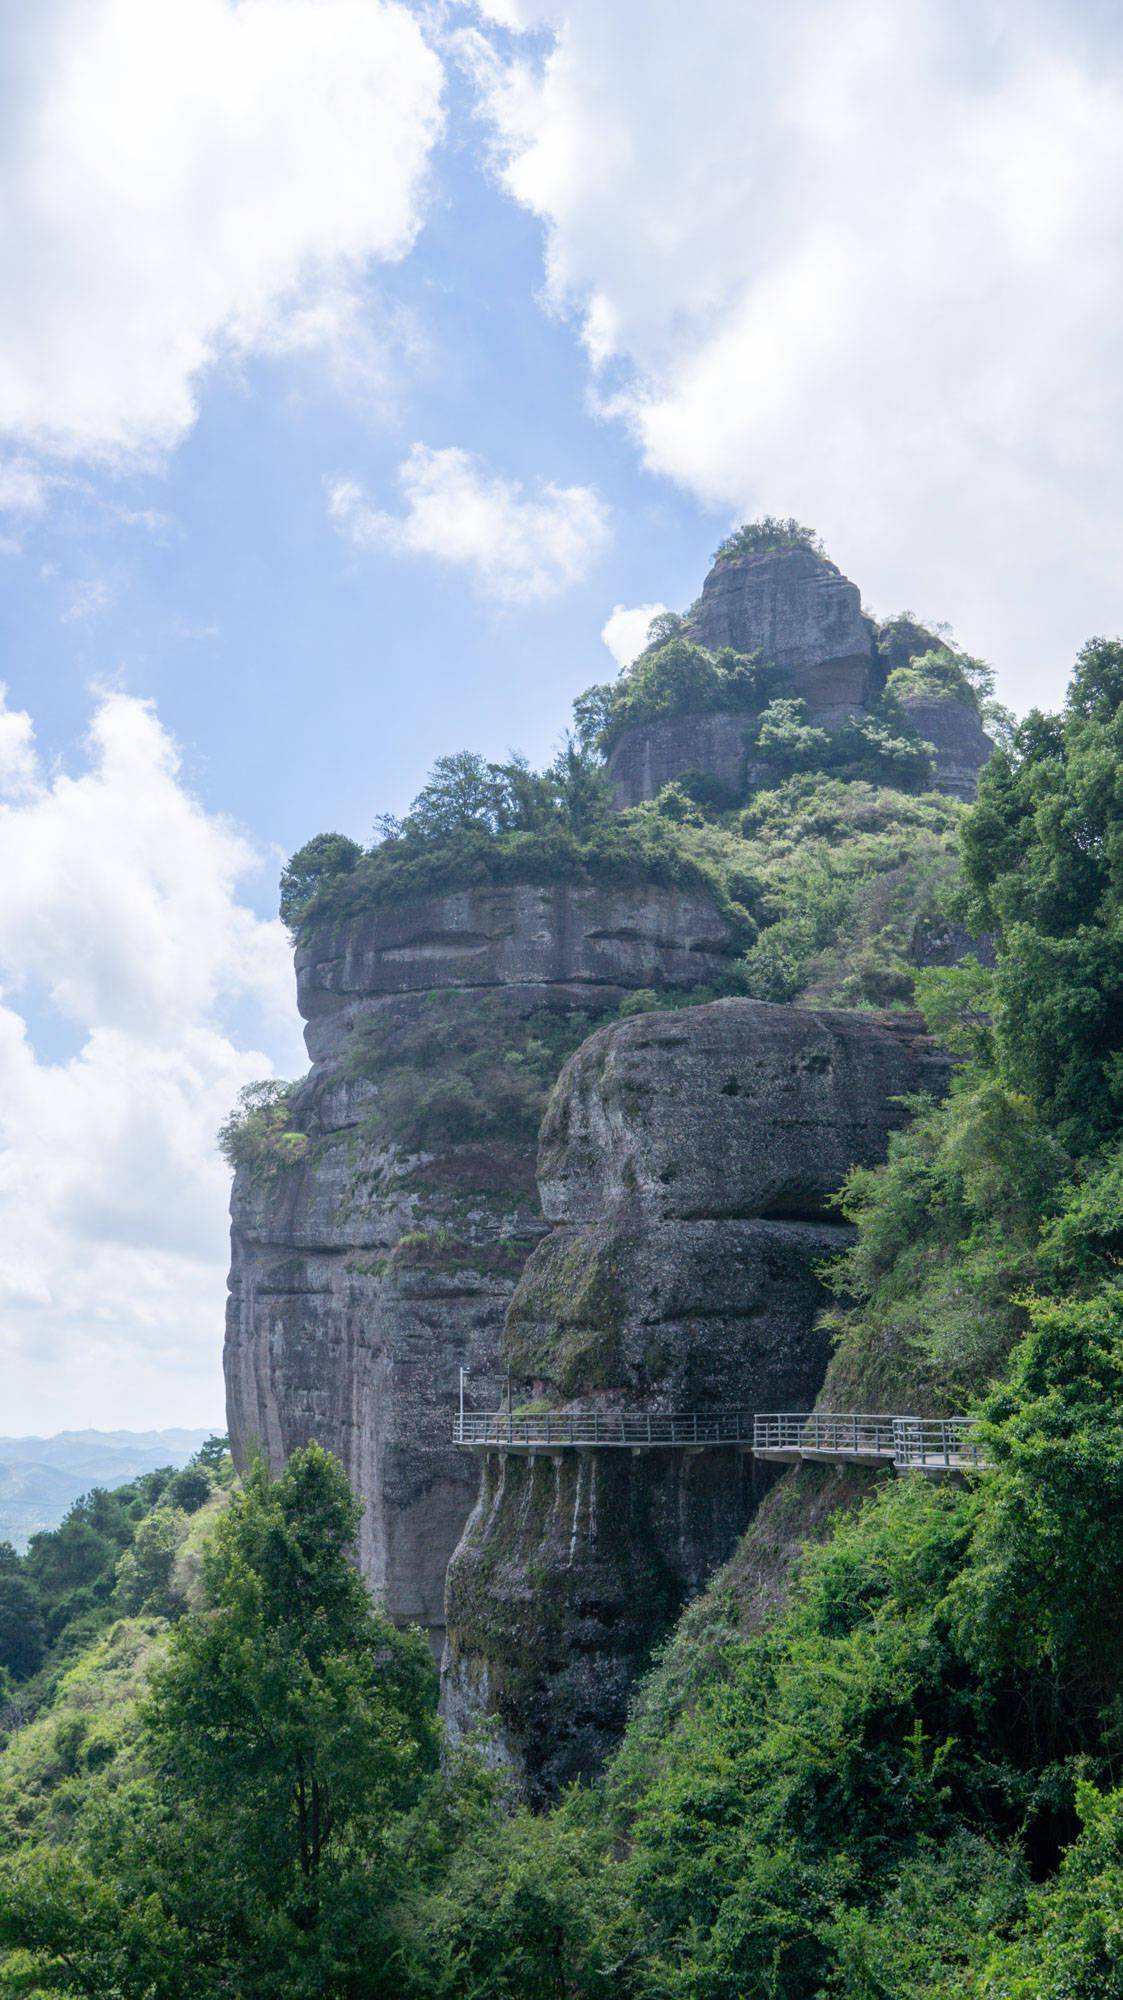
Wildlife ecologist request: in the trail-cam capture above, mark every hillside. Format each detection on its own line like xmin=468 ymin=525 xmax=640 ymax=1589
xmin=0 ymin=1431 xmax=217 ymax=1552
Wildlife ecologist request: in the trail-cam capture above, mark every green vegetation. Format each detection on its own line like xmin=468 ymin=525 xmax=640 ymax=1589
xmin=713 ymin=515 xmax=825 ymax=561
xmin=574 ymin=635 xmax=785 ymax=756
xmin=346 ymin=993 xmax=607 ymax=1157
xmin=218 ymin=1079 xmax=309 ymax=1179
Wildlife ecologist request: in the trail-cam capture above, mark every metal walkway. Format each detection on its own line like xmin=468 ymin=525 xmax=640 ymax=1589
xmin=452 ymin=1408 xmax=984 ymax=1473
xmin=453 ymin=1410 xmax=753 ymax=1452
xmin=753 ymin=1412 xmax=985 ymax=1474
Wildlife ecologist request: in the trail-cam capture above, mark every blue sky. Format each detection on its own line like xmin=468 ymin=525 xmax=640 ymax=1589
xmin=2 ymin=0 xmax=1123 ymax=1433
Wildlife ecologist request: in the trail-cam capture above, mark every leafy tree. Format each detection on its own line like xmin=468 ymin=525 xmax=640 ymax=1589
xmin=985 ymin=1781 xmax=1123 ymax=1997
xmin=752 ymin=697 xmax=832 ymax=774
xmin=0 ymin=1564 xmax=45 ymax=1682
xmin=111 ymin=1508 xmax=182 ymax=1616
xmin=189 ymin=1434 xmax=229 ymax=1474
xmin=961 ymin=638 xmax=1123 ymax=1150
xmin=280 ymin=832 xmax=363 ymax=928
xmin=713 ymin=516 xmax=824 ymax=560
xmin=0 ymin=1445 xmax=440 ymax=1999
xmin=164 ymin=1465 xmax=211 ymax=1514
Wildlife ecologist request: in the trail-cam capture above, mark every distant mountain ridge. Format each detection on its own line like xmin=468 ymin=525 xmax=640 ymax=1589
xmin=0 ymin=1428 xmax=218 ymax=1551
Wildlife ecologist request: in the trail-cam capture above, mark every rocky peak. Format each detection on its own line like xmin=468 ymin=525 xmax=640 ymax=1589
xmin=685 ymin=543 xmax=877 ymax=724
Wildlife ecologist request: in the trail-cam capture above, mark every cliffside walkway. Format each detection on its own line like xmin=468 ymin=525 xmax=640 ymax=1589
xmin=753 ymin=1412 xmax=985 ymax=1474
xmin=452 ymin=1408 xmax=984 ymax=1473
xmin=453 ymin=1410 xmax=754 ymax=1452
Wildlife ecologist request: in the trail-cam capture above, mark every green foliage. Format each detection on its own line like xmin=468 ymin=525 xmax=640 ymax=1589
xmin=986 ymin=1781 xmax=1123 ymax=1997
xmin=952 ymin=1287 xmax=1123 ymax=1730
xmin=960 ymin=638 xmax=1123 ymax=1151
xmin=0 ymin=1571 xmax=44 ymax=1684
xmin=735 ymin=774 xmax=962 ymax=1008
xmin=713 ymin=515 xmax=825 ymax=561
xmin=279 ymin=831 xmax=363 ymax=929
xmin=887 ymin=644 xmax=985 ymax=714
xmin=586 ymin=635 xmax=783 ymax=756
xmin=111 ymin=1508 xmax=183 ymax=1616
xmin=218 ymin=1078 xmax=309 ymax=1179
xmin=347 ymin=993 xmax=603 ymax=1157
xmin=0 ymin=1446 xmax=441 ymax=2000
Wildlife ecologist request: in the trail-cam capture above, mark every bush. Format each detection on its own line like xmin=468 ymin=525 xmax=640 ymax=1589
xmin=713 ymin=516 xmax=825 ymax=561
xmin=217 ymin=1080 xmax=308 ymax=1179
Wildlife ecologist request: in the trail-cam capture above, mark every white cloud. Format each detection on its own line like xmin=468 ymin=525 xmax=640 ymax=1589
xmin=464 ymin=1 xmax=1123 ymax=708
xmin=601 ymin=602 xmax=668 ymax=668
xmin=0 ymin=0 xmax=444 ymax=466
xmin=0 ymin=686 xmax=299 ymax=1432
xmin=329 ymin=443 xmax=610 ymax=601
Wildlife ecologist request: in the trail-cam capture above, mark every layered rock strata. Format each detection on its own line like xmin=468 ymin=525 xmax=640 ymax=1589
xmin=224 ymin=879 xmax=734 ymax=1650
xmin=442 ymin=998 xmax=948 ymax=1794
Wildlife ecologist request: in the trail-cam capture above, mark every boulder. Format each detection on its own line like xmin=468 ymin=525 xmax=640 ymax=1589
xmin=537 ymin=998 xmax=950 ymax=1226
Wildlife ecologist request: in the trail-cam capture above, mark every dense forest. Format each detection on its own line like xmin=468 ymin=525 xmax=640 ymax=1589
xmin=3 ymin=555 xmax=1123 ymax=1996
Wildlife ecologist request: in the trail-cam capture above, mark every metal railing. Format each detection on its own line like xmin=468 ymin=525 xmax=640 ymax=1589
xmin=753 ymin=1412 xmax=984 ymax=1472
xmin=892 ymin=1417 xmax=985 ymax=1470
xmin=453 ymin=1410 xmax=754 ymax=1449
xmin=753 ymin=1412 xmax=898 ymax=1459
xmin=451 ymin=1407 xmax=986 ymax=1468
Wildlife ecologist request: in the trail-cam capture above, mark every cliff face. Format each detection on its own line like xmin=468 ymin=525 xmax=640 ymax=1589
xmin=896 ymin=691 xmax=995 ymax=803
xmin=224 ymin=879 xmax=733 ymax=1650
xmin=442 ymin=998 xmax=948 ymax=1795
xmin=686 ymin=544 xmax=876 ymax=721
xmin=606 ymin=544 xmax=992 ymax=808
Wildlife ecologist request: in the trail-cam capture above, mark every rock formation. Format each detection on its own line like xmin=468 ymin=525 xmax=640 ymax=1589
xmin=606 ymin=543 xmax=993 ymax=808
xmin=686 ymin=544 xmax=877 ymax=722
xmin=224 ymin=879 xmax=735 ymax=1651
xmin=442 ymin=998 xmax=949 ymax=1795
xmin=894 ymin=691 xmax=995 ymax=803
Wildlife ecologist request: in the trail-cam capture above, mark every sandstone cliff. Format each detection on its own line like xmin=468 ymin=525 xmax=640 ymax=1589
xmin=441 ymin=997 xmax=948 ymax=1795
xmin=606 ymin=543 xmax=992 ymax=809
xmin=224 ymin=879 xmax=733 ymax=1650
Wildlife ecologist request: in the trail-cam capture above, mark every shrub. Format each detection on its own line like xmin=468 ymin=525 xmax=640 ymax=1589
xmin=713 ymin=516 xmax=825 ymax=561
xmin=217 ymin=1081 xmax=308 ymax=1180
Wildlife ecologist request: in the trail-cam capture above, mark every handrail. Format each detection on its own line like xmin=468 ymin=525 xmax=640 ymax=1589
xmin=452 ymin=1410 xmax=754 ymax=1449
xmin=753 ymin=1412 xmax=984 ymax=1471
xmin=450 ymin=1407 xmax=985 ymax=1468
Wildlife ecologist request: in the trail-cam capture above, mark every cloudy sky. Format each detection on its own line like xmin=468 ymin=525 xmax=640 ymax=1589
xmin=2 ymin=0 xmax=1122 ymax=1433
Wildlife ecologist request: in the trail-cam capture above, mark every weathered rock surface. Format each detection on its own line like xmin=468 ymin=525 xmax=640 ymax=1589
xmin=606 ymin=710 xmax=761 ymax=811
xmin=687 ymin=545 xmax=877 ymax=718
xmin=225 ymin=880 xmax=734 ymax=1649
xmin=442 ymin=998 xmax=948 ymax=1792
xmin=295 ymin=881 xmax=734 ymax=1061
xmin=897 ymin=692 xmax=994 ymax=802
xmin=537 ymin=998 xmax=950 ymax=1226
xmin=606 ymin=544 xmax=994 ymax=808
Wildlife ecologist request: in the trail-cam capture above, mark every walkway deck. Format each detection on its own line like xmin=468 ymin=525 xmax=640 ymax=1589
xmin=452 ymin=1408 xmax=985 ymax=1473
xmin=754 ymin=1412 xmax=985 ymax=1475
xmin=452 ymin=1410 xmax=754 ymax=1452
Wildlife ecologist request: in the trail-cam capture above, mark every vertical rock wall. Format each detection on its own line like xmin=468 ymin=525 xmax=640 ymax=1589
xmin=224 ymin=880 xmax=734 ymax=1649
xmin=443 ymin=999 xmax=948 ymax=1792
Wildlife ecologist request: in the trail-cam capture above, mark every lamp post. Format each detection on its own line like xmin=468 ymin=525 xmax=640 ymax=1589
xmin=458 ymin=1365 xmax=468 ymax=1435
